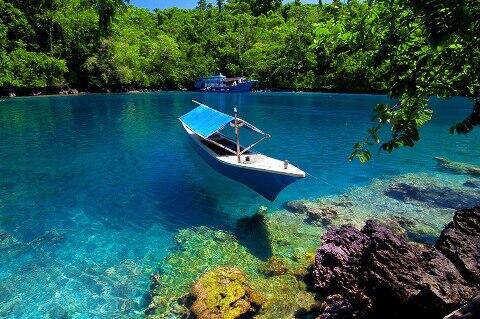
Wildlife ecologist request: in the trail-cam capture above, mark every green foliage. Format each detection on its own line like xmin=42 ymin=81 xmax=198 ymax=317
xmin=347 ymin=0 xmax=480 ymax=161
xmin=1 ymin=0 xmax=478 ymax=154
xmin=1 ymin=0 xmax=390 ymax=92
xmin=0 ymin=48 xmax=67 ymax=88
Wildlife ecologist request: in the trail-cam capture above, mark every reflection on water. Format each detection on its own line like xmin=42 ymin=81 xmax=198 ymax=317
xmin=0 ymin=92 xmax=479 ymax=318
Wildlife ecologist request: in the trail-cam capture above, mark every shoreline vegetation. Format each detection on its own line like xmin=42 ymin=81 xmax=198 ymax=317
xmin=0 ymin=0 xmax=400 ymax=98
xmin=144 ymin=157 xmax=480 ymax=319
xmin=0 ymin=0 xmax=412 ymax=96
xmin=0 ymin=87 xmax=390 ymax=98
xmin=2 ymin=0 xmax=478 ymax=158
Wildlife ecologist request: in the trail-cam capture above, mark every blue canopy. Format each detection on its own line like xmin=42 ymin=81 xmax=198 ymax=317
xmin=179 ymin=104 xmax=234 ymax=138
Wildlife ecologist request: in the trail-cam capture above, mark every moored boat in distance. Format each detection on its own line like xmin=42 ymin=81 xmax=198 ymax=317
xmin=194 ymin=73 xmax=258 ymax=92
xmin=179 ymin=100 xmax=305 ymax=201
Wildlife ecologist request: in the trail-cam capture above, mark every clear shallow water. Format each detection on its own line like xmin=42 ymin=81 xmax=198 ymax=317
xmin=0 ymin=92 xmax=478 ymax=318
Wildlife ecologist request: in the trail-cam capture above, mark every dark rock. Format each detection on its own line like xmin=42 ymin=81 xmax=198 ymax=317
xmin=444 ymin=293 xmax=480 ymax=319
xmin=313 ymin=225 xmax=374 ymax=317
xmin=436 ymin=206 xmax=480 ymax=283
xmin=313 ymin=211 xmax=479 ymax=319
xmin=317 ymin=294 xmax=357 ymax=319
xmin=59 ymin=88 xmax=79 ymax=95
xmin=464 ymin=179 xmax=480 ymax=188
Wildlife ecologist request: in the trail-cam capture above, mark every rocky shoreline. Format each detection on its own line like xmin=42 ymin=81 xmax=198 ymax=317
xmin=144 ymin=166 xmax=480 ymax=319
xmin=314 ymin=207 xmax=479 ymax=319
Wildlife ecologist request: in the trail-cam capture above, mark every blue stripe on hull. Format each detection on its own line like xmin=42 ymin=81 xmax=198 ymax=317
xmin=228 ymin=81 xmax=258 ymax=92
xmin=188 ymin=135 xmax=297 ymax=201
xmin=200 ymin=81 xmax=258 ymax=93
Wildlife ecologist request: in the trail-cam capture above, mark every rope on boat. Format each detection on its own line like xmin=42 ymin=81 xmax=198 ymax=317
xmin=305 ymin=171 xmax=337 ymax=188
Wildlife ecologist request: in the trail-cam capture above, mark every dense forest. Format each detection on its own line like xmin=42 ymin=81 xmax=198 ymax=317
xmin=0 ymin=0 xmax=420 ymax=93
xmin=0 ymin=0 xmax=478 ymax=157
xmin=0 ymin=0 xmax=384 ymax=93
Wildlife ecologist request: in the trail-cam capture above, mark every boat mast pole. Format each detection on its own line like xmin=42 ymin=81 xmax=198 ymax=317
xmin=234 ymin=107 xmax=241 ymax=163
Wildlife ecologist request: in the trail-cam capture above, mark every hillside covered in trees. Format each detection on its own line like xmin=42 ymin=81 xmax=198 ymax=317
xmin=1 ymin=0 xmax=479 ymax=159
xmin=0 ymin=0 xmax=395 ymax=93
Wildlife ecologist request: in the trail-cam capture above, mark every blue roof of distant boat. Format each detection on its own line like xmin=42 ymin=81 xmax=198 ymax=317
xmin=179 ymin=104 xmax=234 ymax=138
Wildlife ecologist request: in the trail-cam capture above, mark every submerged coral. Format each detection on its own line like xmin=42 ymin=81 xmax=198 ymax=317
xmin=145 ymin=210 xmax=322 ymax=319
xmin=434 ymin=157 xmax=480 ymax=177
xmin=0 ymin=229 xmax=19 ymax=250
xmin=190 ymin=267 xmax=265 ymax=319
xmin=464 ymin=179 xmax=480 ymax=188
xmin=287 ymin=173 xmax=480 ymax=243
xmin=145 ymin=172 xmax=480 ymax=318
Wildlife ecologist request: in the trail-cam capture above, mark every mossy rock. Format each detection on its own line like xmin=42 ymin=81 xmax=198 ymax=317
xmin=259 ymin=256 xmax=288 ymax=277
xmin=190 ymin=267 xmax=265 ymax=319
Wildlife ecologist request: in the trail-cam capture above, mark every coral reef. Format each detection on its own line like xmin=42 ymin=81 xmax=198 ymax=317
xmin=313 ymin=208 xmax=480 ymax=319
xmin=287 ymin=200 xmax=341 ymax=226
xmin=145 ymin=173 xmax=480 ymax=318
xmin=259 ymin=257 xmax=288 ymax=277
xmin=145 ymin=210 xmax=322 ymax=319
xmin=385 ymin=181 xmax=478 ymax=209
xmin=287 ymin=173 xmax=480 ymax=244
xmin=434 ymin=157 xmax=480 ymax=177
xmin=190 ymin=267 xmax=265 ymax=319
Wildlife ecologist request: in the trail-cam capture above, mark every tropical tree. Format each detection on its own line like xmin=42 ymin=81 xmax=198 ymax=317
xmin=349 ymin=0 xmax=480 ymax=162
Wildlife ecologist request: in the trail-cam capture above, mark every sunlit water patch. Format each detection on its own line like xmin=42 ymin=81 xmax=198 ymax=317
xmin=0 ymin=92 xmax=479 ymax=318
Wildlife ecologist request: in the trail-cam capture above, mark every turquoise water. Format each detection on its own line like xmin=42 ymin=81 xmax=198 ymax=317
xmin=0 ymin=92 xmax=478 ymax=318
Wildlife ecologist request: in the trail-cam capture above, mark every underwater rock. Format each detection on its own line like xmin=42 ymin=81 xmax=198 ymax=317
xmin=259 ymin=256 xmax=289 ymax=277
xmin=436 ymin=206 xmax=480 ymax=283
xmin=0 ymin=229 xmax=19 ymax=250
xmin=47 ymin=304 xmax=70 ymax=319
xmin=190 ymin=267 xmax=265 ymax=319
xmin=385 ymin=182 xmax=478 ymax=209
xmin=464 ymin=179 xmax=480 ymax=188
xmin=29 ymin=229 xmax=66 ymax=249
xmin=313 ymin=217 xmax=478 ymax=319
xmin=434 ymin=157 xmax=480 ymax=177
xmin=287 ymin=200 xmax=340 ymax=225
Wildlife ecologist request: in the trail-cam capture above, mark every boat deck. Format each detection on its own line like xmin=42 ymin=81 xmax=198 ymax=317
xmin=200 ymin=136 xmax=252 ymax=156
xmin=201 ymin=135 xmax=304 ymax=177
xmin=217 ymin=154 xmax=305 ymax=177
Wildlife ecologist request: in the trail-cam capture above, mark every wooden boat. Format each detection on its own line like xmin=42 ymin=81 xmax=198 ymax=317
xmin=179 ymin=100 xmax=305 ymax=201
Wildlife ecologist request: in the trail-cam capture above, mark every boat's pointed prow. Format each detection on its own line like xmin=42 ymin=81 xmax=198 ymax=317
xmin=180 ymin=101 xmax=305 ymax=201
